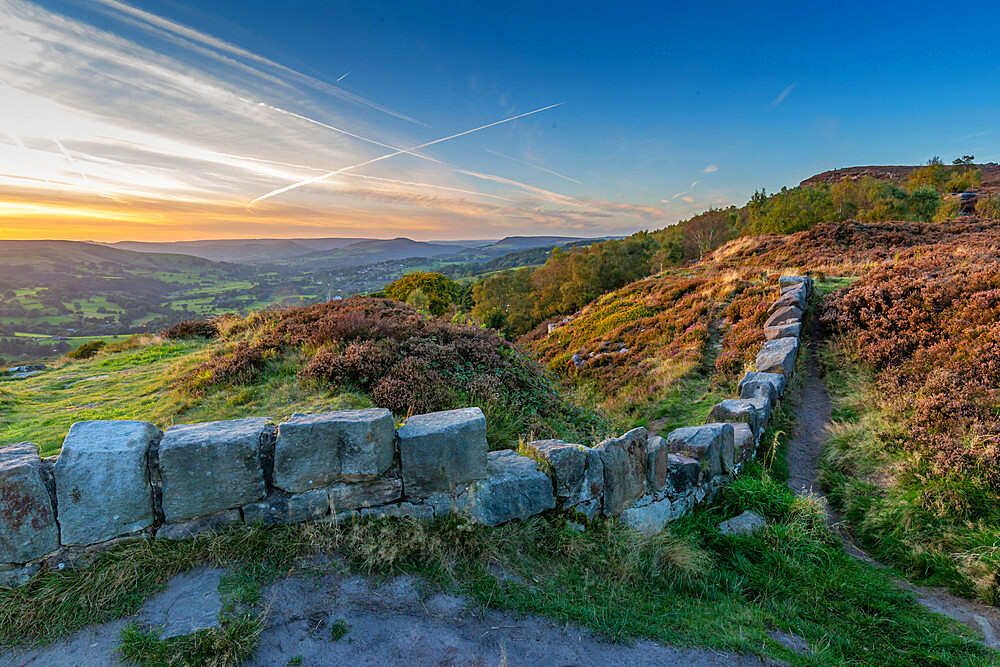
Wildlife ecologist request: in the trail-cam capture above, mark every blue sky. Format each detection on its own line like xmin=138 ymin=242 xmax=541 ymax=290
xmin=3 ymin=0 xmax=999 ymax=240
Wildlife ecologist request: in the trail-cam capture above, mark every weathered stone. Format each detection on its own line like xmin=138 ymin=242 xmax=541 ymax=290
xmin=620 ymin=496 xmax=673 ymax=535
xmin=595 ymin=427 xmax=648 ymax=516
xmin=335 ymin=501 xmax=435 ymax=522
xmin=0 ymin=443 xmax=59 ymax=563
xmin=718 ymin=510 xmax=767 ymax=535
xmin=756 ymin=337 xmax=799 ymax=376
xmin=55 ymin=420 xmax=159 ymax=546
xmin=243 ymin=489 xmax=330 ymax=526
xmin=397 ymin=408 xmax=487 ymax=497
xmin=0 ymin=562 xmax=40 ymax=587
xmin=771 ymin=290 xmax=805 ymax=311
xmin=732 ymin=423 xmax=755 ymax=464
xmin=763 ymin=305 xmax=802 ymax=329
xmin=763 ymin=322 xmax=801 ymax=340
xmin=738 ymin=371 xmax=787 ymax=400
xmin=708 ymin=399 xmax=763 ymax=438
xmin=666 ymin=423 xmax=733 ymax=480
xmin=645 ymin=436 xmax=669 ymax=491
xmin=666 ymin=453 xmax=700 ymax=494
xmin=524 ymin=439 xmax=603 ymax=511
xmin=327 ymin=478 xmax=402 ymax=513
xmin=273 ymin=409 xmax=395 ymax=493
xmin=155 ymin=509 xmax=242 ymax=541
xmin=44 ymin=534 xmax=148 ymax=572
xmin=778 ymin=275 xmax=811 ymax=291
xmin=159 ymin=418 xmax=268 ymax=522
xmin=457 ymin=450 xmax=555 ymax=526
xmin=142 ymin=567 xmax=224 ymax=640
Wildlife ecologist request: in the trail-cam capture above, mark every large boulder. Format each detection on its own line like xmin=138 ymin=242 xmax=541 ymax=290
xmin=56 ymin=421 xmax=159 ymax=546
xmin=764 ymin=322 xmax=801 ymax=340
xmin=273 ymin=409 xmax=394 ymax=493
xmin=397 ymin=408 xmax=487 ymax=497
xmin=524 ymin=439 xmax=603 ymax=516
xmin=458 ymin=450 xmax=555 ymax=526
xmin=763 ymin=305 xmax=802 ymax=329
xmin=708 ymin=399 xmax=763 ymax=438
xmin=738 ymin=371 xmax=787 ymax=400
xmin=159 ymin=418 xmax=268 ymax=522
xmin=666 ymin=423 xmax=734 ymax=479
xmin=0 ymin=443 xmax=59 ymax=563
xmin=595 ymin=428 xmax=648 ymax=516
xmin=756 ymin=337 xmax=799 ymax=376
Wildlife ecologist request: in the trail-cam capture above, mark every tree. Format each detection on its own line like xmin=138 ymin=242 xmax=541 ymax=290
xmin=682 ymin=209 xmax=734 ymax=260
xmin=909 ymin=186 xmax=941 ymax=222
xmin=383 ymin=271 xmax=459 ymax=316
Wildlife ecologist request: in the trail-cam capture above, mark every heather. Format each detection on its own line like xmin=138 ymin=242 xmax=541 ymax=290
xmin=816 ymin=230 xmax=1000 ymax=603
xmin=189 ymin=296 xmax=611 ymax=448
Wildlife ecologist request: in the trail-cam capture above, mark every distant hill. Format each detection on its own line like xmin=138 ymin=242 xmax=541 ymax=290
xmin=104 ymin=235 xmax=606 ymax=265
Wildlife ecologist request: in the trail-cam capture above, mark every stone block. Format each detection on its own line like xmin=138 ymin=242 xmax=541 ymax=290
xmin=620 ymin=496 xmax=675 ymax=535
xmin=155 ymin=509 xmax=242 ymax=541
xmin=397 ymin=408 xmax=487 ymax=497
xmin=524 ymin=439 xmax=603 ymax=512
xmin=778 ymin=275 xmax=811 ymax=291
xmin=457 ymin=450 xmax=555 ymax=526
xmin=732 ymin=423 xmax=755 ymax=465
xmin=337 ymin=501 xmax=435 ymax=522
xmin=708 ymin=399 xmax=763 ymax=438
xmin=0 ymin=443 xmax=59 ymax=563
xmin=771 ymin=290 xmax=806 ymax=311
xmin=594 ymin=427 xmax=648 ymax=516
xmin=756 ymin=337 xmax=799 ymax=376
xmin=718 ymin=510 xmax=767 ymax=536
xmin=666 ymin=423 xmax=733 ymax=479
xmin=764 ymin=322 xmax=801 ymax=340
xmin=738 ymin=371 xmax=787 ymax=400
xmin=55 ymin=420 xmax=159 ymax=546
xmin=666 ymin=453 xmax=700 ymax=494
xmin=0 ymin=563 xmax=40 ymax=588
xmin=327 ymin=478 xmax=403 ymax=513
xmin=764 ymin=305 xmax=802 ymax=329
xmin=273 ymin=409 xmax=395 ymax=493
xmin=243 ymin=489 xmax=330 ymax=526
xmin=159 ymin=418 xmax=268 ymax=522
xmin=646 ymin=436 xmax=669 ymax=492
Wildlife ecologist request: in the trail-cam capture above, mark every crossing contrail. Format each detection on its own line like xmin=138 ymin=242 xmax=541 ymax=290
xmin=248 ymin=102 xmax=562 ymax=207
xmin=336 ymin=72 xmax=350 ymax=82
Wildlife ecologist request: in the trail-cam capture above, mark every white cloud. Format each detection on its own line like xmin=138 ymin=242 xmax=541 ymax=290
xmin=703 ymin=164 xmax=718 ymax=173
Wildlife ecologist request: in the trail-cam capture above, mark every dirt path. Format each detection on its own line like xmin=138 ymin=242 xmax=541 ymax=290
xmin=3 ymin=569 xmax=768 ymax=667
xmin=787 ymin=322 xmax=1000 ymax=651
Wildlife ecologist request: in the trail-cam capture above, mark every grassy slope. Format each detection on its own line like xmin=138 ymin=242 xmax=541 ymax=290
xmin=0 ymin=337 xmax=370 ymax=456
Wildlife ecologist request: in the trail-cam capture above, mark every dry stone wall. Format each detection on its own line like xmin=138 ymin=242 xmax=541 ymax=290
xmin=0 ymin=276 xmax=811 ymax=588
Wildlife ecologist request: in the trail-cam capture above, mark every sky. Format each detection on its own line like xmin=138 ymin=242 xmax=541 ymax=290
xmin=2 ymin=1 xmax=1000 ymax=242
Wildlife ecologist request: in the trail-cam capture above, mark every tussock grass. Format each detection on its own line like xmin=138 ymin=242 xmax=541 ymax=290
xmin=117 ymin=613 xmax=263 ymax=667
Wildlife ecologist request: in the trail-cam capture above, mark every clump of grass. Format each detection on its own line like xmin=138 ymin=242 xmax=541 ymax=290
xmin=117 ymin=613 xmax=262 ymax=667
xmin=328 ymin=619 xmax=349 ymax=641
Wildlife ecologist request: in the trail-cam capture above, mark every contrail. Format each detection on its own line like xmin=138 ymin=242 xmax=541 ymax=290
xmin=90 ymin=0 xmax=425 ymax=125
xmin=484 ymin=149 xmax=581 ymax=184
xmin=249 ymin=103 xmax=563 ymax=207
xmin=337 ymin=72 xmax=350 ymax=82
xmin=242 ymin=98 xmax=586 ymax=207
xmin=51 ymin=137 xmax=104 ymax=196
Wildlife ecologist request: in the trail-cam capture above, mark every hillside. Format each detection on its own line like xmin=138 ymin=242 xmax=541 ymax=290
xmin=801 ymin=163 xmax=1000 ymax=194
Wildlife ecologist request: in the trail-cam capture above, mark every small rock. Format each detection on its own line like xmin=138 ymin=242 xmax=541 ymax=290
xmin=755 ymin=337 xmax=799 ymax=376
xmin=718 ymin=510 xmax=766 ymax=535
xmin=666 ymin=424 xmax=733 ymax=479
xmin=156 ymin=509 xmax=242 ymax=541
xmin=458 ymin=450 xmax=555 ymax=526
xmin=524 ymin=440 xmax=603 ymax=514
xmin=763 ymin=322 xmax=801 ymax=340
xmin=0 ymin=563 xmax=40 ymax=588
xmin=763 ymin=305 xmax=802 ymax=329
xmin=142 ymin=567 xmax=224 ymax=640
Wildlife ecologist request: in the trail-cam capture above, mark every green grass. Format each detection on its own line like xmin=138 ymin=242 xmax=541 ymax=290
xmin=0 ymin=338 xmax=368 ymax=455
xmin=117 ymin=614 xmax=262 ymax=667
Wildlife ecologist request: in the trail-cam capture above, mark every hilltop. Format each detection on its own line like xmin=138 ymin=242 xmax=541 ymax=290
xmin=801 ymin=162 xmax=1000 ymax=194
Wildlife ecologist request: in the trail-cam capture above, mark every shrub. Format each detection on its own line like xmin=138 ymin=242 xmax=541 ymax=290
xmin=162 ymin=319 xmax=218 ymax=339
xmin=975 ymin=195 xmax=1000 ymax=219
xmin=65 ymin=340 xmax=106 ymax=360
xmin=383 ymin=271 xmax=459 ymax=316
